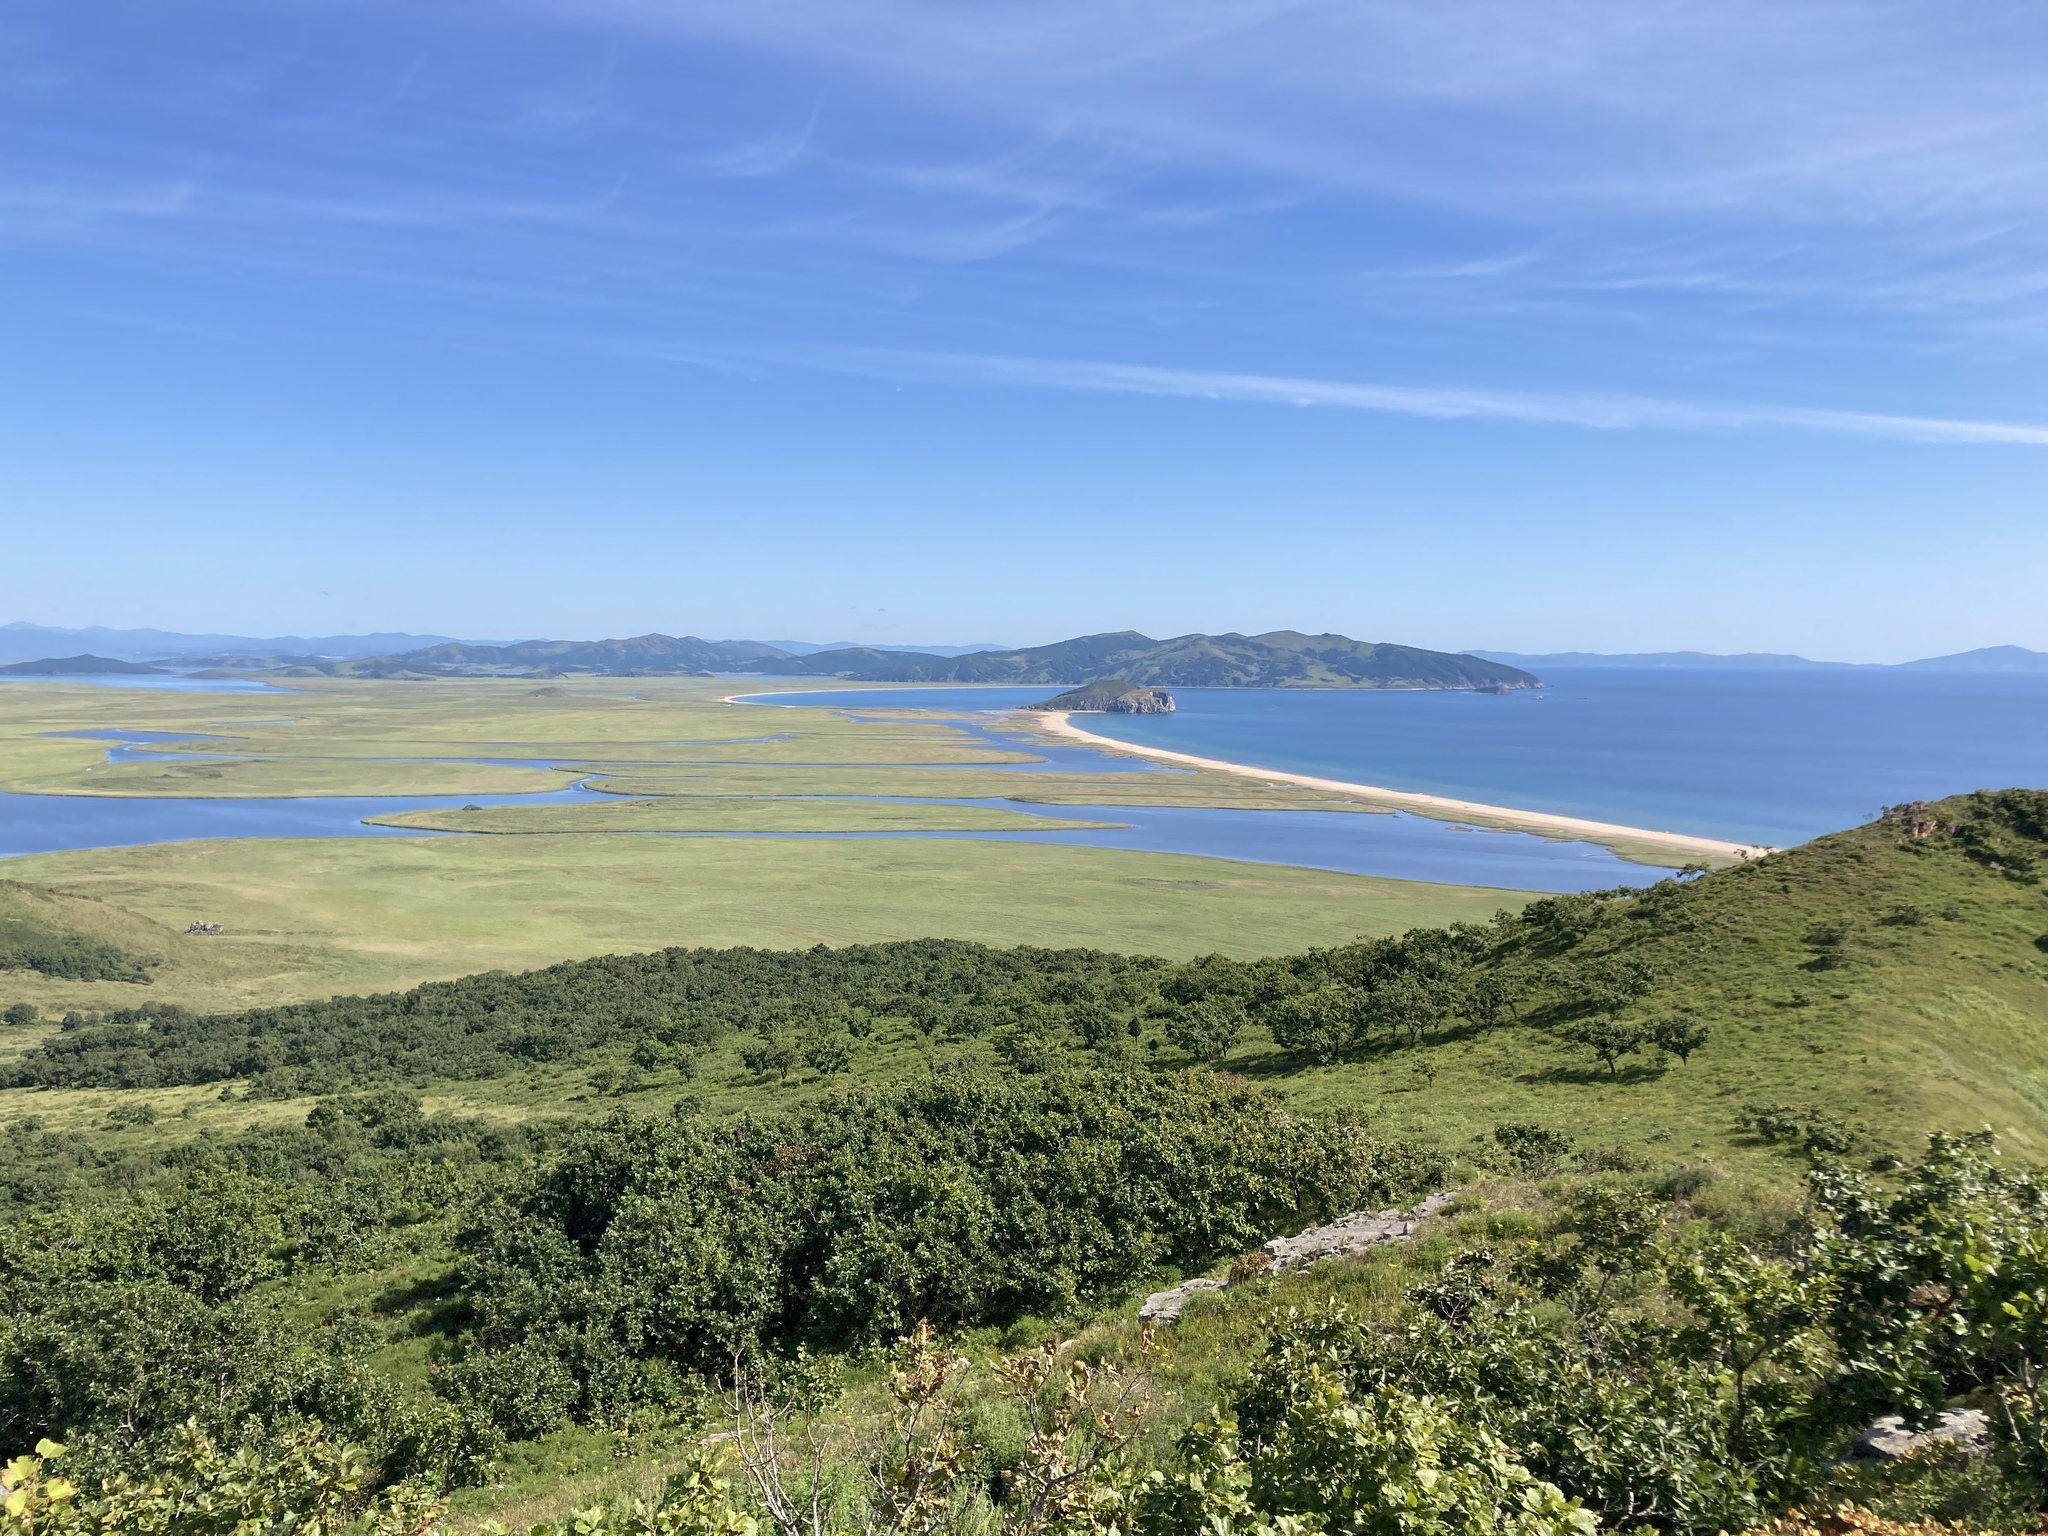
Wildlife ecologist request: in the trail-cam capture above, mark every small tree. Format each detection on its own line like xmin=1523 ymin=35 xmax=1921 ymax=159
xmin=1070 ymin=1001 xmax=1123 ymax=1051
xmin=1268 ymin=985 xmax=1362 ymax=1063
xmin=2 ymin=1003 xmax=35 ymax=1028
xmin=1165 ymin=997 xmax=1244 ymax=1064
xmin=800 ymin=1029 xmax=853 ymax=1077
xmin=1370 ymin=969 xmax=1466 ymax=1046
xmin=1562 ymin=1017 xmax=1648 ymax=1076
xmin=1649 ymin=1014 xmax=1710 ymax=1065
xmin=740 ymin=1036 xmax=798 ymax=1085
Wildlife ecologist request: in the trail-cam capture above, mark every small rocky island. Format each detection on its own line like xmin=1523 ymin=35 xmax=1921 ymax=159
xmin=1023 ymin=678 xmax=1175 ymax=714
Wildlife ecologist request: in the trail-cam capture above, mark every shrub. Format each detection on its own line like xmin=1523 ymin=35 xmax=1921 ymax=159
xmin=1165 ymin=997 xmax=1245 ymax=1064
xmin=1490 ymin=1124 xmax=1574 ymax=1177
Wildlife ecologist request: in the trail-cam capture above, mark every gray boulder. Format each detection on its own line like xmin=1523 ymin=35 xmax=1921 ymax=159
xmin=1850 ymin=1409 xmax=1990 ymax=1461
xmin=1137 ymin=1193 xmax=1452 ymax=1325
xmin=1262 ymin=1192 xmax=1455 ymax=1273
xmin=1138 ymin=1277 xmax=1225 ymax=1323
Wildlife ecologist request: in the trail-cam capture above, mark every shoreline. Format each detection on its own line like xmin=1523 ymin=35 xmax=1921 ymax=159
xmin=1028 ymin=710 xmax=1772 ymax=865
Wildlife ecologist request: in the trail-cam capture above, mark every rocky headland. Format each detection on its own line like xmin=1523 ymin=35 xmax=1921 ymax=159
xmin=1023 ymin=678 xmax=1176 ymax=714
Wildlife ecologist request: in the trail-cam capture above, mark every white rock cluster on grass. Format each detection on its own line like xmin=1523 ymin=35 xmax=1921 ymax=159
xmin=1138 ymin=1192 xmax=1454 ymax=1324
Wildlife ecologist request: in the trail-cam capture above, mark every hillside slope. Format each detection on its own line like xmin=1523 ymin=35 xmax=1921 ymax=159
xmin=1258 ymin=787 xmax=2048 ymax=1163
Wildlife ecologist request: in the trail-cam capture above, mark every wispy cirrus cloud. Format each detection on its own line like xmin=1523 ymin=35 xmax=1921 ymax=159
xmin=729 ymin=344 xmax=2048 ymax=446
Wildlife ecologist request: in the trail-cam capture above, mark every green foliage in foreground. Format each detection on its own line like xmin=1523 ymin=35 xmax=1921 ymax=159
xmin=0 ymin=1067 xmax=1440 ymax=1486
xmin=16 ymin=1134 xmax=2048 ymax=1536
xmin=7 ymin=788 xmax=2048 ymax=1532
xmin=450 ymin=1068 xmax=1441 ymax=1432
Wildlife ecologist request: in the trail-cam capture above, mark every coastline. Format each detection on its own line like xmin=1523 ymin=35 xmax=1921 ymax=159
xmin=1027 ymin=709 xmax=1772 ymax=866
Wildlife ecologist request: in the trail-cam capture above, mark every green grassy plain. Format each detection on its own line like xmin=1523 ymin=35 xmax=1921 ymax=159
xmin=0 ymin=678 xmax=1639 ymax=839
xmin=0 ymin=835 xmax=1526 ymax=1018
xmin=364 ymin=797 xmax=1124 ymax=834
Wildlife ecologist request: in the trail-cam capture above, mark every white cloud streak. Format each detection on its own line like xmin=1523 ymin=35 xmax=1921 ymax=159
xmin=758 ymin=345 xmax=2048 ymax=446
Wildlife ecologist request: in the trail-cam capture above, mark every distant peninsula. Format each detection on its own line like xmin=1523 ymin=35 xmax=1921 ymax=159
xmin=255 ymin=628 xmax=1542 ymax=691
xmin=0 ymin=654 xmax=168 ymax=676
xmin=1023 ymin=679 xmax=1176 ymax=714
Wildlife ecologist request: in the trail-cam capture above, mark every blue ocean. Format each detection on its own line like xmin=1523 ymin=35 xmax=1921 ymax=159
xmin=751 ymin=671 xmax=2048 ymax=849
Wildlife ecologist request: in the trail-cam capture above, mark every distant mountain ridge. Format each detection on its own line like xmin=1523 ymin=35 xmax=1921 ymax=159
xmin=1470 ymin=645 xmax=2048 ymax=673
xmin=298 ymin=629 xmax=1540 ymax=691
xmin=0 ymin=624 xmax=472 ymax=662
xmin=16 ymin=621 xmax=2039 ymax=680
xmin=315 ymin=635 xmax=791 ymax=680
xmin=762 ymin=631 xmax=1537 ymax=690
xmin=761 ymin=640 xmax=1011 ymax=658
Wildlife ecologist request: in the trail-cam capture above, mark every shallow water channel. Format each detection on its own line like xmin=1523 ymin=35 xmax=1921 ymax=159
xmin=0 ymin=716 xmax=1679 ymax=891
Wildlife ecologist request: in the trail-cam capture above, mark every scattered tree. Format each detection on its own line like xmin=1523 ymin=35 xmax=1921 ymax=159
xmin=1164 ymin=997 xmax=1244 ymax=1063
xmin=1649 ymin=1014 xmax=1711 ymax=1065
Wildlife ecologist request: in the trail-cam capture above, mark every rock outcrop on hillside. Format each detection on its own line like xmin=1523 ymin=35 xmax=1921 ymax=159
xmin=1139 ymin=1192 xmax=1453 ymax=1323
xmin=1024 ymin=679 xmax=1176 ymax=714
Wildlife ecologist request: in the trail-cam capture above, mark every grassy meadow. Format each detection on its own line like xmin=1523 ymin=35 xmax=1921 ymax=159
xmin=0 ymin=834 xmax=1525 ymax=1019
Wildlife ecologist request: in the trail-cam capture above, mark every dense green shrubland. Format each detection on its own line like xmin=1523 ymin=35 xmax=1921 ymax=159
xmin=2 ymin=904 xmax=1656 ymax=1094
xmin=5 ymin=940 xmax=1170 ymax=1092
xmin=0 ymin=1068 xmax=1440 ymax=1491
xmin=448 ymin=1067 xmax=1441 ymax=1434
xmin=0 ymin=1092 xmax=518 ymax=1492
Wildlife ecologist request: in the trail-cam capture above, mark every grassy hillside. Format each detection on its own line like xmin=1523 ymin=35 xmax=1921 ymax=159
xmin=1262 ymin=788 xmax=2048 ymax=1164
xmin=0 ymin=880 xmax=162 ymax=983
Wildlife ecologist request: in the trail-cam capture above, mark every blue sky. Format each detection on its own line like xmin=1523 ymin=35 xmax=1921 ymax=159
xmin=5 ymin=0 xmax=2048 ymax=660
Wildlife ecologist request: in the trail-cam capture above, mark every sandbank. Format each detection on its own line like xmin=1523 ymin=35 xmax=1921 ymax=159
xmin=1027 ymin=710 xmax=1771 ymax=866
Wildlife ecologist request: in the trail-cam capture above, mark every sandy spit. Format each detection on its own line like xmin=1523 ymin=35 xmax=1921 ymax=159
xmin=1028 ymin=710 xmax=1771 ymax=865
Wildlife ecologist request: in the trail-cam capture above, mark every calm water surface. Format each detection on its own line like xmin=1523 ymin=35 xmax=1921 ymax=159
xmin=751 ymin=674 xmax=2048 ymax=847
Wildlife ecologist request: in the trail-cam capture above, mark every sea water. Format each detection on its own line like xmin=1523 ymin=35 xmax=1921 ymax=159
xmin=749 ymin=672 xmax=2048 ymax=848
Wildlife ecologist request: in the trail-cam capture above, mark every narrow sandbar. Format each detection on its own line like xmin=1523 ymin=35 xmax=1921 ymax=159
xmin=1026 ymin=710 xmax=1771 ymax=866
